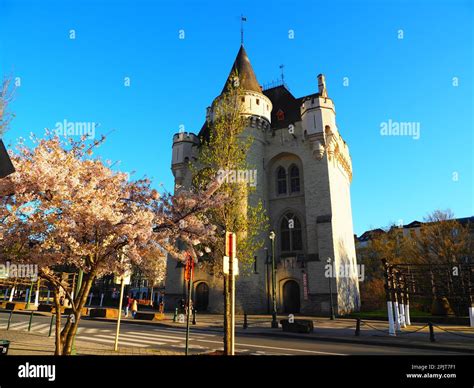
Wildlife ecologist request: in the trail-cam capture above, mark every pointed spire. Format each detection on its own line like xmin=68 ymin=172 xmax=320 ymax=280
xmin=221 ymin=45 xmax=261 ymax=94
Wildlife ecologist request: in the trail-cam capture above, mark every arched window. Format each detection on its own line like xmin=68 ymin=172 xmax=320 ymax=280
xmin=289 ymin=165 xmax=300 ymax=193
xmin=280 ymin=212 xmax=303 ymax=252
xmin=276 ymin=166 xmax=287 ymax=195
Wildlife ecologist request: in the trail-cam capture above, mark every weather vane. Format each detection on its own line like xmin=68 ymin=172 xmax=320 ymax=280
xmin=241 ymin=15 xmax=247 ymax=45
xmin=280 ymin=64 xmax=285 ymax=84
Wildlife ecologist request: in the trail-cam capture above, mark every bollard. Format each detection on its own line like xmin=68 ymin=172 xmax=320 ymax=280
xmin=34 ymin=285 xmax=40 ymax=307
xmin=243 ymin=313 xmax=248 ymax=329
xmin=8 ymin=286 xmax=15 ymax=302
xmin=28 ymin=310 xmax=34 ymax=332
xmin=48 ymin=314 xmax=55 ymax=337
xmin=355 ymin=318 xmax=361 ymax=336
xmin=428 ymin=322 xmax=435 ymax=342
xmin=173 ymin=308 xmax=178 ymax=322
xmin=6 ymin=310 xmax=13 ymax=330
xmin=192 ymin=308 xmax=196 ymax=325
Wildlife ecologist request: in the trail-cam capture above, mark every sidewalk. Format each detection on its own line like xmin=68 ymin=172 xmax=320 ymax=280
xmin=0 ymin=329 xmax=181 ymax=356
xmin=86 ymin=313 xmax=474 ymax=354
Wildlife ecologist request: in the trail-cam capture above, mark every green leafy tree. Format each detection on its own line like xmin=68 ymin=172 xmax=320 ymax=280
xmin=410 ymin=210 xmax=471 ymax=265
xmin=191 ymin=72 xmax=268 ymax=353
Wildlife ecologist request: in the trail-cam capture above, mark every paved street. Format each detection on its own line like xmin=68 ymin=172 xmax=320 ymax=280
xmin=0 ymin=311 xmax=470 ymax=356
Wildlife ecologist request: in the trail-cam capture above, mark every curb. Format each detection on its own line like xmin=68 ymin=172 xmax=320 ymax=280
xmin=253 ymin=332 xmax=474 ymax=354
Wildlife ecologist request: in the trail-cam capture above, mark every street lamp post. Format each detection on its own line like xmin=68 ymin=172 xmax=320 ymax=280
xmin=264 ymin=247 xmax=270 ymax=313
xmin=269 ymin=231 xmax=278 ymax=328
xmin=327 ymin=257 xmax=335 ymax=320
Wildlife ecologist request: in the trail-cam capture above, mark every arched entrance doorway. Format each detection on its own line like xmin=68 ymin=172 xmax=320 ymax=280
xmin=194 ymin=282 xmax=209 ymax=311
xmin=283 ymin=280 xmax=300 ymax=313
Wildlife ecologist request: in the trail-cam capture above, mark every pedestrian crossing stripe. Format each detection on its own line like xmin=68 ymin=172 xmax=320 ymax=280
xmin=32 ymin=324 xmax=50 ymax=333
xmin=127 ymin=331 xmax=203 ymax=341
xmin=32 ymin=323 xmax=49 ymax=329
xmin=6 ymin=322 xmax=28 ymax=329
xmin=77 ymin=328 xmax=111 ymax=334
xmin=76 ymin=331 xmax=213 ymax=349
xmin=93 ymin=334 xmax=166 ymax=346
xmin=113 ymin=333 xmax=178 ymax=344
xmin=4 ymin=322 xmax=67 ymax=332
xmin=159 ymin=328 xmax=217 ymax=337
xmin=76 ymin=336 xmax=148 ymax=348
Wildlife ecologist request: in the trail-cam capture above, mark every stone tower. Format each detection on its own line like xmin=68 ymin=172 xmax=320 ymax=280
xmin=167 ymin=45 xmax=360 ymax=315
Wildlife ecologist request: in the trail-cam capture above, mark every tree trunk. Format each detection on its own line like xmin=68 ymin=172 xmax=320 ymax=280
xmin=428 ymin=267 xmax=437 ymax=299
xmin=53 ymin=290 xmax=62 ymax=355
xmin=61 ymin=272 xmax=96 ymax=355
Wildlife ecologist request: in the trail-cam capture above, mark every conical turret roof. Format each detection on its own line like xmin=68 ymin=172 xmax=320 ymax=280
xmin=221 ymin=45 xmax=261 ymax=94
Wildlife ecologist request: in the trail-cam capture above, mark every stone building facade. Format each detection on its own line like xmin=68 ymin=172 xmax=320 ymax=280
xmin=166 ymin=45 xmax=360 ymax=315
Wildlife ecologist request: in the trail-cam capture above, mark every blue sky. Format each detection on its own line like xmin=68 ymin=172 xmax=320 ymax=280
xmin=0 ymin=0 xmax=472 ymax=235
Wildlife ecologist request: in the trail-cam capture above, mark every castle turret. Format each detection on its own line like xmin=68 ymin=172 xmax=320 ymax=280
xmin=300 ymin=74 xmax=336 ymax=137
xmin=171 ymin=132 xmax=199 ymax=188
xmin=208 ymin=45 xmax=271 ymax=312
xmin=301 ymin=74 xmax=358 ymax=313
xmin=210 ymin=45 xmax=272 ymax=129
xmin=300 ymin=74 xmax=340 ymax=161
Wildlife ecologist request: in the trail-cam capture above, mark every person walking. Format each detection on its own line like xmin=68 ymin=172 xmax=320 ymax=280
xmin=179 ymin=298 xmax=186 ymax=314
xmin=131 ymin=298 xmax=138 ymax=318
xmin=124 ymin=295 xmax=131 ymax=317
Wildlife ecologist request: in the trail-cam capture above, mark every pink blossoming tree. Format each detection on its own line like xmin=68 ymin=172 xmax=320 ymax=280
xmin=0 ymin=133 xmax=224 ymax=355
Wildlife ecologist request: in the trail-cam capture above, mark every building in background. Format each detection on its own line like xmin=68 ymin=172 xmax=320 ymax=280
xmin=356 ymin=216 xmax=474 ymax=251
